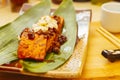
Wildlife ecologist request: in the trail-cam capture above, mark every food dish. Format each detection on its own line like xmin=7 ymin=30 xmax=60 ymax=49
xmin=18 ymin=15 xmax=65 ymax=61
xmin=0 ymin=9 xmax=91 ymax=78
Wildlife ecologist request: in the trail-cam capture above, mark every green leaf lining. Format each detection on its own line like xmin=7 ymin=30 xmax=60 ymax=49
xmin=0 ymin=0 xmax=51 ymax=65
xmin=22 ymin=0 xmax=77 ymax=73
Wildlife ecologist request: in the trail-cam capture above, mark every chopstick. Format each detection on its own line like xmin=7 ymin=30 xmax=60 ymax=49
xmin=97 ymin=27 xmax=120 ymax=48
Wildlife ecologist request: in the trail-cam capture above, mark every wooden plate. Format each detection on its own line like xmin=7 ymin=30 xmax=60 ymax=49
xmin=0 ymin=9 xmax=91 ymax=79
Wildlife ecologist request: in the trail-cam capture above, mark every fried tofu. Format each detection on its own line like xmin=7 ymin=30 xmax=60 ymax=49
xmin=17 ymin=16 xmax=64 ymax=61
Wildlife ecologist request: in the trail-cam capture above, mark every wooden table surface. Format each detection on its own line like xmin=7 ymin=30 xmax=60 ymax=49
xmin=1 ymin=1 xmax=120 ymax=80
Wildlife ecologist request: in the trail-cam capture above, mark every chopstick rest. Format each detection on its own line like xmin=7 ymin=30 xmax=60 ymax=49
xmin=102 ymin=49 xmax=120 ymax=62
xmin=97 ymin=27 xmax=120 ymax=48
xmin=97 ymin=27 xmax=120 ymax=62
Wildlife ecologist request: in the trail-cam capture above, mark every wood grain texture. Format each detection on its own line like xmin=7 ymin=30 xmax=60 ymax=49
xmin=81 ymin=22 xmax=120 ymax=80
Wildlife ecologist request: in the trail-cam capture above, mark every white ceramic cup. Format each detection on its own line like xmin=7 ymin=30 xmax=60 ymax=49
xmin=101 ymin=2 xmax=120 ymax=33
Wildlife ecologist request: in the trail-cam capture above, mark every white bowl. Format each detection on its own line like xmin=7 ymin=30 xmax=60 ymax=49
xmin=101 ymin=2 xmax=120 ymax=33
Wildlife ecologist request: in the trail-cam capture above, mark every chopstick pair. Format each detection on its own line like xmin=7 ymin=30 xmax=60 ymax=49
xmin=97 ymin=27 xmax=120 ymax=48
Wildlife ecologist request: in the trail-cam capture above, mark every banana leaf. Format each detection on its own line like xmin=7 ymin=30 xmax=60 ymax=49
xmin=0 ymin=0 xmax=51 ymax=65
xmin=22 ymin=0 xmax=77 ymax=73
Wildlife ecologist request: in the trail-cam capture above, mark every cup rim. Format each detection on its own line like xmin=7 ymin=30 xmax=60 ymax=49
xmin=101 ymin=2 xmax=120 ymax=14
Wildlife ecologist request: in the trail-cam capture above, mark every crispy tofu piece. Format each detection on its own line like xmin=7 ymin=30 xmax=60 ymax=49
xmin=18 ymin=30 xmax=47 ymax=61
xmin=17 ymin=16 xmax=64 ymax=61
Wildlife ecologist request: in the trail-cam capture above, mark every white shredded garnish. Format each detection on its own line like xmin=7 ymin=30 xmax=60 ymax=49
xmin=32 ymin=16 xmax=58 ymax=32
